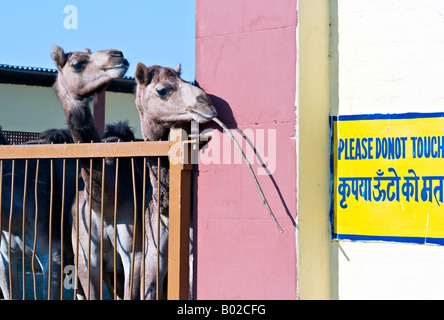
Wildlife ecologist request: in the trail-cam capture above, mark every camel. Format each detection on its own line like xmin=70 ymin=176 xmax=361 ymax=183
xmin=49 ymin=46 xmax=215 ymax=299
xmin=51 ymin=45 xmax=143 ymax=300
xmin=49 ymin=57 xmax=216 ymax=300
xmin=0 ymin=127 xmax=78 ymax=300
xmin=134 ymin=63 xmax=216 ymax=299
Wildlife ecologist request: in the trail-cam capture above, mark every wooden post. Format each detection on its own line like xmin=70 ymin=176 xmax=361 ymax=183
xmin=168 ymin=125 xmax=192 ymax=300
xmin=94 ymin=92 xmax=106 ymax=137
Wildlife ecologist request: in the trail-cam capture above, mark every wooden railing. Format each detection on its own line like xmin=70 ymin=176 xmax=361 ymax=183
xmin=0 ymin=126 xmax=192 ymax=300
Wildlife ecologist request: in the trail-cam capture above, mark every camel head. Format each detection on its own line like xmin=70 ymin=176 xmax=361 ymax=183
xmin=135 ymin=63 xmax=217 ymax=141
xmin=51 ymin=45 xmax=129 ymax=100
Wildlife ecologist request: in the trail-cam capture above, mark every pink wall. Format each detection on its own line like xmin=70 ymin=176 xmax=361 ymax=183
xmin=194 ymin=0 xmax=298 ymax=299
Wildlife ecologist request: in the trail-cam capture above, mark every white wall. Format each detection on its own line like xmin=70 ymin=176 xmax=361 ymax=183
xmin=333 ymin=0 xmax=444 ymax=299
xmin=336 ymin=0 xmax=444 ymax=114
xmin=336 ymin=241 xmax=444 ymax=299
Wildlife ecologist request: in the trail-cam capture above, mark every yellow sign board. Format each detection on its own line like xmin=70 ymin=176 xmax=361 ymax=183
xmin=332 ymin=113 xmax=444 ymax=244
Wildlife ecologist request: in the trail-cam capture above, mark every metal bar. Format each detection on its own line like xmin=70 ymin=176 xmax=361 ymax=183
xmin=113 ymin=157 xmax=119 ymax=300
xmin=8 ymin=159 xmax=15 ymax=299
xmin=142 ymin=157 xmax=146 ymax=299
xmin=156 ymin=157 xmax=160 ymax=300
xmin=48 ymin=159 xmax=54 ymax=300
xmin=60 ymin=159 xmax=66 ymax=300
xmin=167 ymin=126 xmax=192 ymax=300
xmin=87 ymin=158 xmax=93 ymax=300
xmin=100 ymin=158 xmax=105 ymax=300
xmin=22 ymin=159 xmax=28 ymax=300
xmin=0 ymin=141 xmax=170 ymax=159
xmin=32 ymin=159 xmax=40 ymax=300
xmin=129 ymin=157 xmax=137 ymax=299
xmin=74 ymin=159 xmax=80 ymax=300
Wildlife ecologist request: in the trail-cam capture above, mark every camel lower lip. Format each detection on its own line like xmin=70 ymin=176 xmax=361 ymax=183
xmin=187 ymin=107 xmax=215 ymax=120
xmin=107 ymin=64 xmax=127 ymax=70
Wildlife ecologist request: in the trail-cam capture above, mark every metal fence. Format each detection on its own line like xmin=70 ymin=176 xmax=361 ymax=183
xmin=0 ymin=126 xmax=192 ymax=300
xmin=2 ymin=131 xmax=40 ymax=145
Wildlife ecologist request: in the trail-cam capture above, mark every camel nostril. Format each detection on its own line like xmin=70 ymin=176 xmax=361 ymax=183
xmin=208 ymin=105 xmax=217 ymax=117
xmin=109 ymin=50 xmax=123 ymax=57
xmin=196 ymin=94 xmax=211 ymax=105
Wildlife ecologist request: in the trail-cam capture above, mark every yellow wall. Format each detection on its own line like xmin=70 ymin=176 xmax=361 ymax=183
xmin=297 ymin=0 xmax=332 ymax=299
xmin=0 ymin=83 xmax=66 ymax=132
xmin=105 ymin=91 xmax=142 ymax=140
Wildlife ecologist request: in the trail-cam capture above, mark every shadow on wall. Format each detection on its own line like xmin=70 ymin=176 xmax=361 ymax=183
xmin=191 ymin=91 xmax=297 ymax=298
xmin=205 ymin=93 xmax=297 ymax=228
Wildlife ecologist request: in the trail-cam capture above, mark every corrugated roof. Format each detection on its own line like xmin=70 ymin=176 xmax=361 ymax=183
xmin=0 ymin=63 xmax=136 ymax=93
xmin=0 ymin=64 xmax=135 ymax=79
xmin=0 ymin=64 xmax=58 ymax=73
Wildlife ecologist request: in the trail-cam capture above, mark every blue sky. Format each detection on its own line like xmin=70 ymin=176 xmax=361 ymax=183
xmin=0 ymin=0 xmax=196 ymax=81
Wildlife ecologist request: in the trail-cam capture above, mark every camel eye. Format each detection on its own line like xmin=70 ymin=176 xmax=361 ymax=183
xmin=156 ymin=88 xmax=170 ymax=98
xmin=71 ymin=61 xmax=86 ymax=72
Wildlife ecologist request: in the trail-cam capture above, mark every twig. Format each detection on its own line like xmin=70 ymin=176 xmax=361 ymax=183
xmin=212 ymin=117 xmax=283 ymax=233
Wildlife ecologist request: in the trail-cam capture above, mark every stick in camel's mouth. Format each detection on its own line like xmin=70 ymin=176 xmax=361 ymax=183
xmin=184 ymin=108 xmax=283 ymax=233
xmin=196 ymin=115 xmax=284 ymax=233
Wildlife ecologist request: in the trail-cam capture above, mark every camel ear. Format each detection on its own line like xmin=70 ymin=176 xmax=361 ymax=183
xmin=51 ymin=45 xmax=68 ymax=70
xmin=85 ymin=48 xmax=92 ymax=54
xmin=135 ymin=63 xmax=155 ymax=86
xmin=174 ymin=63 xmax=182 ymax=75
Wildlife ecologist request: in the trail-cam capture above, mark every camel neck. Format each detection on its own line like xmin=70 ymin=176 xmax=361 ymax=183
xmin=55 ymin=81 xmax=102 ymax=144
xmin=67 ymin=106 xmax=102 ymax=144
xmin=55 ymin=80 xmax=105 ymax=213
xmin=144 ymin=123 xmax=171 ymax=216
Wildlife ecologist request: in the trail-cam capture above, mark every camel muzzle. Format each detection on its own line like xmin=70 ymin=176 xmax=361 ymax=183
xmin=186 ymin=105 xmax=217 ymax=122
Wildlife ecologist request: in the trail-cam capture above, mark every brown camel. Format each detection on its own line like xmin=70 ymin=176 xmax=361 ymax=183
xmin=51 ymin=45 xmax=143 ymax=300
xmin=134 ymin=62 xmax=216 ymax=299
